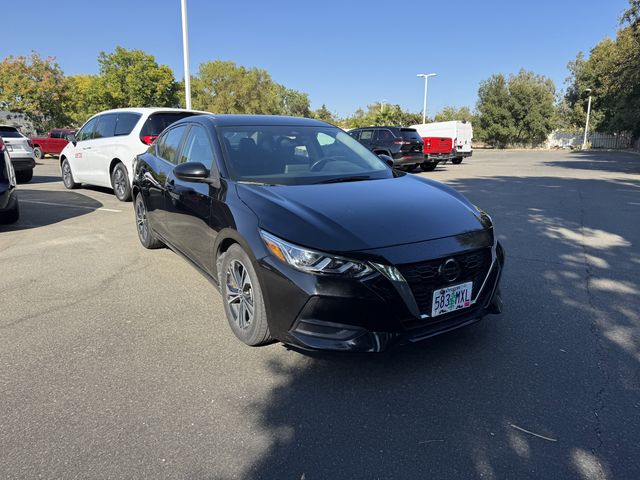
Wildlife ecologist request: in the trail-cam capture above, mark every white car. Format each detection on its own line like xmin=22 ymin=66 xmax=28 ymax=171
xmin=60 ymin=108 xmax=206 ymax=201
xmin=0 ymin=125 xmax=36 ymax=183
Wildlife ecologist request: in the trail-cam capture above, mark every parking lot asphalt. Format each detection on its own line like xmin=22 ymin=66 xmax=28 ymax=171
xmin=1 ymin=150 xmax=639 ymax=479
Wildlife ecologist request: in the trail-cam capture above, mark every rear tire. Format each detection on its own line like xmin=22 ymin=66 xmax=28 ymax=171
xmin=134 ymin=193 xmax=163 ymax=249
xmin=61 ymin=159 xmax=79 ymax=189
xmin=420 ymin=161 xmax=439 ymax=172
xmin=220 ymin=245 xmax=272 ymax=346
xmin=452 ymin=157 xmax=463 ymax=164
xmin=0 ymin=198 xmax=19 ymax=224
xmin=16 ymin=169 xmax=33 ymax=183
xmin=33 ymin=147 xmax=43 ymax=160
xmin=111 ymin=163 xmax=132 ymax=202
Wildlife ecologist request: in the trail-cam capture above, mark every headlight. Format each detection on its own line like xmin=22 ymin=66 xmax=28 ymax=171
xmin=260 ymin=230 xmax=374 ymax=278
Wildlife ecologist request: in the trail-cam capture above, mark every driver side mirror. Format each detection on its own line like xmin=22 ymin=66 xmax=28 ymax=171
xmin=66 ymin=133 xmax=77 ymax=146
xmin=173 ymin=161 xmax=219 ymax=187
xmin=378 ymin=154 xmax=394 ymax=168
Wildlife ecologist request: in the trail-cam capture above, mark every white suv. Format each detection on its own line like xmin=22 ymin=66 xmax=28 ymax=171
xmin=60 ymin=108 xmax=205 ymax=201
xmin=0 ymin=125 xmax=36 ymax=183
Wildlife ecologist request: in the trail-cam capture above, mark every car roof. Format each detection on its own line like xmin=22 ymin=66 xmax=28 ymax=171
xmin=90 ymin=107 xmax=209 ymax=116
xmin=0 ymin=125 xmax=20 ymax=129
xmin=175 ymin=114 xmax=332 ymax=128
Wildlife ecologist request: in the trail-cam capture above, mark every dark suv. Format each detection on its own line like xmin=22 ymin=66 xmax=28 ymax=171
xmin=348 ymin=127 xmax=424 ymax=170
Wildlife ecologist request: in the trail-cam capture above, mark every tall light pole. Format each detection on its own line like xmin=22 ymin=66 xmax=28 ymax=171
xmin=417 ymin=73 xmax=437 ymax=124
xmin=582 ymin=88 xmax=592 ymax=149
xmin=380 ymin=99 xmax=387 ymax=113
xmin=181 ymin=0 xmax=192 ymax=109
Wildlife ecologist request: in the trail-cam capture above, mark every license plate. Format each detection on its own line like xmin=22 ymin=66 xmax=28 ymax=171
xmin=431 ymin=281 xmax=473 ymax=317
xmin=6 ymin=145 xmax=12 ymax=151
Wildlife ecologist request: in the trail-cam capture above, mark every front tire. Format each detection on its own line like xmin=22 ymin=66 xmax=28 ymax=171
xmin=0 ymin=198 xmax=19 ymax=224
xmin=134 ymin=194 xmax=163 ymax=249
xmin=111 ymin=163 xmax=132 ymax=202
xmin=452 ymin=157 xmax=463 ymax=164
xmin=61 ymin=159 xmax=79 ymax=189
xmin=16 ymin=169 xmax=33 ymax=183
xmin=33 ymin=147 xmax=43 ymax=160
xmin=220 ymin=245 xmax=272 ymax=346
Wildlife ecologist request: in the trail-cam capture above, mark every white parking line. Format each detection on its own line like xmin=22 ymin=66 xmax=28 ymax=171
xmin=19 ymin=200 xmax=122 ymax=213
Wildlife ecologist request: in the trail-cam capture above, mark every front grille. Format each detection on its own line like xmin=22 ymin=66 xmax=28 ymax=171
xmin=397 ymin=248 xmax=492 ymax=317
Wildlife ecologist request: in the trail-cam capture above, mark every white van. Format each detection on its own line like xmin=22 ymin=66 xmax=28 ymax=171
xmin=60 ymin=108 xmax=205 ymax=201
xmin=410 ymin=120 xmax=473 ymax=164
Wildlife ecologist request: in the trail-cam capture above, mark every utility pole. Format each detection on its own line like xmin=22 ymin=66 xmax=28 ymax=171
xmin=417 ymin=73 xmax=437 ymax=124
xmin=582 ymin=88 xmax=592 ymax=149
xmin=181 ymin=0 xmax=192 ymax=109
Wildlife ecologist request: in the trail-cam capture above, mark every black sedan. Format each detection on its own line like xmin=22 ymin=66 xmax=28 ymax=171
xmin=0 ymin=138 xmax=19 ymax=224
xmin=132 ymin=115 xmax=504 ymax=352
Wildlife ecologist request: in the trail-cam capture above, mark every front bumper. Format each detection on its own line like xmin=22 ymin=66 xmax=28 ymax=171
xmin=257 ymin=237 xmax=505 ymax=352
xmin=10 ymin=157 xmax=36 ymax=172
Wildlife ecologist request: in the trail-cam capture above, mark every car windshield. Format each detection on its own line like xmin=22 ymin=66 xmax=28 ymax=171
xmin=0 ymin=126 xmax=23 ymax=138
xmin=218 ymin=125 xmax=392 ymax=185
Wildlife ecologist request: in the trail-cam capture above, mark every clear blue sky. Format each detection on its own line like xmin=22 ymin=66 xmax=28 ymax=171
xmin=1 ymin=0 xmax=630 ymax=117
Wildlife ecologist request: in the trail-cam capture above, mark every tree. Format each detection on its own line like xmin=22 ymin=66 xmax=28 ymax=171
xmin=277 ymin=86 xmax=311 ymax=117
xmin=64 ymin=74 xmax=105 ymax=126
xmin=476 ymin=70 xmax=556 ymax=147
xmin=434 ymin=106 xmax=475 ymax=123
xmin=0 ymin=53 xmax=69 ymax=132
xmin=341 ymin=103 xmax=422 ymax=129
xmin=192 ymin=60 xmax=280 ymax=114
xmin=312 ymin=104 xmax=336 ymax=123
xmin=96 ymin=46 xmax=179 ymax=109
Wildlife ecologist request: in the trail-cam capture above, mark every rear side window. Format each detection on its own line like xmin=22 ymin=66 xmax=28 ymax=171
xmin=157 ymin=125 xmax=188 ymax=164
xmin=376 ymin=129 xmax=394 ymax=141
xmin=77 ymin=117 xmax=99 ymax=142
xmin=94 ymin=114 xmax=117 ymax=139
xmin=51 ymin=130 xmax=62 ymax=138
xmin=115 ymin=112 xmax=141 ymax=136
xmin=400 ymin=129 xmax=422 ymax=142
xmin=0 ymin=126 xmax=22 ymax=138
xmin=140 ymin=112 xmax=199 ymax=138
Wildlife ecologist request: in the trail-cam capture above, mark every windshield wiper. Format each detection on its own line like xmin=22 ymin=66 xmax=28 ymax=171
xmin=315 ymin=175 xmax=371 ymax=184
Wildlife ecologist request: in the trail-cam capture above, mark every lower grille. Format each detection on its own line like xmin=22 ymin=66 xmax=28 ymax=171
xmin=397 ymin=248 xmax=492 ymax=318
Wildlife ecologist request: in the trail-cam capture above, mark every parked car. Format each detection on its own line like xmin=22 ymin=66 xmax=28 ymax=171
xmin=418 ymin=137 xmax=454 ymax=171
xmin=0 ymin=125 xmax=36 ymax=183
xmin=30 ymin=128 xmax=76 ymax=159
xmin=348 ymin=126 xmax=425 ymax=170
xmin=60 ymin=108 xmax=205 ymax=201
xmin=0 ymin=136 xmax=19 ymax=224
xmin=411 ymin=121 xmax=473 ymax=164
xmin=132 ymin=114 xmax=504 ymax=352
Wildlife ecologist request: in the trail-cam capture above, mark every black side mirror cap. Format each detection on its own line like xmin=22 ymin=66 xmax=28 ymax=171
xmin=66 ymin=133 xmax=77 ymax=146
xmin=378 ymin=154 xmax=394 ymax=168
xmin=173 ymin=162 xmax=218 ymax=185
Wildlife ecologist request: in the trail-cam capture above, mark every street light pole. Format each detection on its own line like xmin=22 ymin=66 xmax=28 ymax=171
xmin=181 ymin=0 xmax=192 ymax=109
xmin=582 ymin=89 xmax=592 ymax=149
xmin=417 ymin=73 xmax=437 ymax=124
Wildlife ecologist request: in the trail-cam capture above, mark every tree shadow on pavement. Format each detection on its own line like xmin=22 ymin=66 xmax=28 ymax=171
xmin=544 ymin=150 xmax=640 ymax=174
xmin=0 ymin=189 xmax=105 ymax=232
xmin=235 ymin=174 xmax=640 ymax=480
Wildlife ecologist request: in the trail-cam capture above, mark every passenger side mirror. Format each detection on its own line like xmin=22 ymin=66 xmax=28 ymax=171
xmin=66 ymin=133 xmax=77 ymax=146
xmin=378 ymin=154 xmax=394 ymax=168
xmin=173 ymin=162 xmax=213 ymax=183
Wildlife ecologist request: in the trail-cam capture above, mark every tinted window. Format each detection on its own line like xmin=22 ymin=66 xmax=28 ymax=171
xmin=400 ymin=129 xmax=422 ymax=142
xmin=179 ymin=126 xmax=214 ymax=169
xmin=50 ymin=130 xmax=61 ymax=139
xmin=0 ymin=126 xmax=22 ymax=138
xmin=347 ymin=130 xmax=359 ymax=140
xmin=115 ymin=112 xmax=141 ymax=136
xmin=157 ymin=125 xmax=187 ymax=164
xmin=94 ymin=114 xmax=117 ymax=139
xmin=77 ymin=117 xmax=99 ymax=142
xmin=359 ymin=130 xmax=374 ymax=140
xmin=219 ymin=125 xmax=389 ymax=185
xmin=377 ymin=129 xmax=394 ymax=141
xmin=140 ymin=112 xmax=198 ymax=137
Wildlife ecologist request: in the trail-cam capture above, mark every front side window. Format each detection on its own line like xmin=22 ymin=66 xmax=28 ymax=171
xmin=94 ymin=114 xmax=117 ymax=139
xmin=115 ymin=113 xmax=142 ymax=136
xmin=179 ymin=126 xmax=214 ymax=170
xmin=218 ymin=125 xmax=390 ymax=185
xmin=359 ymin=130 xmax=374 ymax=141
xmin=157 ymin=125 xmax=188 ymax=164
xmin=77 ymin=117 xmax=99 ymax=142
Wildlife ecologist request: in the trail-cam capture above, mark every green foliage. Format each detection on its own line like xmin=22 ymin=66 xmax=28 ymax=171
xmin=63 ymin=75 xmax=104 ymax=126
xmin=341 ymin=103 xmax=422 ymax=129
xmin=312 ymin=104 xmax=335 ymax=123
xmin=277 ymin=86 xmax=312 ymax=117
xmin=434 ymin=106 xmax=475 ymax=123
xmin=563 ymin=24 xmax=640 ymax=137
xmin=96 ymin=47 xmax=179 ymax=110
xmin=476 ymin=70 xmax=556 ymax=147
xmin=0 ymin=52 xmax=69 ymax=133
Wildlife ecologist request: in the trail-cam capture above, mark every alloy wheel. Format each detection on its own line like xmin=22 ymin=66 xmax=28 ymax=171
xmin=225 ymin=259 xmax=254 ymax=330
xmin=62 ymin=162 xmax=72 ymax=187
xmin=135 ymin=197 xmax=149 ymax=243
xmin=114 ymin=168 xmax=126 ymax=198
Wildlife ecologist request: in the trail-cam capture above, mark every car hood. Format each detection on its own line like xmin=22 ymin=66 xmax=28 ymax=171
xmin=236 ymin=174 xmax=488 ymax=252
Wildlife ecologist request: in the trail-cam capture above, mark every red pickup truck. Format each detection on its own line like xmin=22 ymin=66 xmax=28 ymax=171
xmin=419 ymin=136 xmax=453 ymax=171
xmin=30 ymin=128 xmax=75 ymax=159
